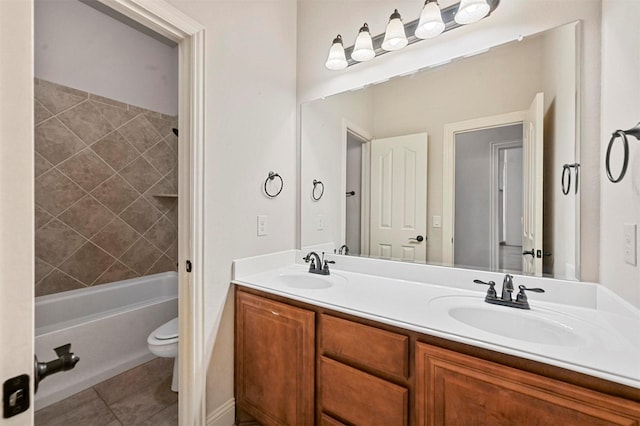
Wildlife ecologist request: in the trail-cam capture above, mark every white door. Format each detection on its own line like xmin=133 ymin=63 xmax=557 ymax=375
xmin=370 ymin=133 xmax=428 ymax=262
xmin=1 ymin=0 xmax=35 ymax=423
xmin=522 ymin=93 xmax=544 ymax=275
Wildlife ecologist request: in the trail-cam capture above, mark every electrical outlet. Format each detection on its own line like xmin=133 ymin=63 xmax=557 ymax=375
xmin=624 ymin=223 xmax=637 ymax=266
xmin=317 ymin=215 xmax=324 ymax=231
xmin=257 ymin=215 xmax=268 ymax=236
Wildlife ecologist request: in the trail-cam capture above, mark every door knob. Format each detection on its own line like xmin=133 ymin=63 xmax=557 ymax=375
xmin=522 ymin=249 xmax=535 ymax=257
xmin=409 ymin=235 xmax=424 ymax=242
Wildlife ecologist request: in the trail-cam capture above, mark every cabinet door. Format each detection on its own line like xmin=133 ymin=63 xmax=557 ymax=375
xmin=416 ymin=343 xmax=640 ymax=426
xmin=236 ymin=291 xmax=315 ymax=426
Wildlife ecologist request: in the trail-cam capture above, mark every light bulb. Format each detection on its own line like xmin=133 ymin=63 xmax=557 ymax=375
xmin=325 ymin=35 xmax=348 ymax=70
xmin=351 ymin=23 xmax=375 ymax=62
xmin=455 ymin=0 xmax=490 ymax=25
xmin=381 ymin=9 xmax=408 ymax=51
xmin=415 ymin=0 xmax=445 ymax=39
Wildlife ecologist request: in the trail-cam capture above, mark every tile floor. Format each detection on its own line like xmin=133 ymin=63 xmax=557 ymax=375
xmin=35 ymin=358 xmax=177 ymax=426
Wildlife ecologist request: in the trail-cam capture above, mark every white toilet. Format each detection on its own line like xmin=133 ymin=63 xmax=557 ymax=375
xmin=147 ymin=317 xmax=179 ymax=392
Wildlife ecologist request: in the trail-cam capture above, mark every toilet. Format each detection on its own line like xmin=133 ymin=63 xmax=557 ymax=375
xmin=147 ymin=317 xmax=179 ymax=392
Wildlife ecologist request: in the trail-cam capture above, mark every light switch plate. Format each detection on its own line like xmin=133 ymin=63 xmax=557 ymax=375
xmin=317 ymin=215 xmax=324 ymax=231
xmin=624 ymin=223 xmax=637 ymax=266
xmin=433 ymin=215 xmax=442 ymax=228
xmin=257 ymin=215 xmax=268 ymax=236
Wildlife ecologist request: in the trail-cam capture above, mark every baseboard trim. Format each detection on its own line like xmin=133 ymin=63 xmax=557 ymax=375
xmin=206 ymin=398 xmax=235 ymax=426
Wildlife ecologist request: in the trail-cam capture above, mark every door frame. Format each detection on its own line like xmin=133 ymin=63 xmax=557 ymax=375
xmin=442 ymin=111 xmax=526 ymax=264
xmin=490 ymin=140 xmax=523 ymax=270
xmin=340 ymin=119 xmax=372 ymax=254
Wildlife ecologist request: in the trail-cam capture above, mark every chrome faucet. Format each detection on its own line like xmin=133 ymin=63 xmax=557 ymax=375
xmin=337 ymin=244 xmax=349 ymax=255
xmin=501 ymin=274 xmax=514 ymax=301
xmin=474 ymin=274 xmax=545 ymax=310
xmin=303 ymin=251 xmax=335 ymax=275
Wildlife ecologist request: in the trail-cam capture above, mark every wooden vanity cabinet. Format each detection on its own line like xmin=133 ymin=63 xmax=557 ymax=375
xmin=415 ymin=343 xmax=640 ymax=426
xmin=319 ymin=314 xmax=410 ymax=425
xmin=235 ymin=287 xmax=640 ymax=426
xmin=235 ymin=291 xmax=315 ymax=426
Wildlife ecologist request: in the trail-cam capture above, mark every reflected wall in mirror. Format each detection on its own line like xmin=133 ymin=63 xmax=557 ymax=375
xmin=301 ymin=22 xmax=581 ymax=280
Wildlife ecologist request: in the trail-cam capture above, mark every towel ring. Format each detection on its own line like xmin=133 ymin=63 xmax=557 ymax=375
xmin=561 ymin=163 xmax=580 ymax=195
xmin=312 ymin=179 xmax=324 ymax=201
xmin=606 ymin=123 xmax=640 ymax=183
xmin=264 ymin=171 xmax=283 ymax=198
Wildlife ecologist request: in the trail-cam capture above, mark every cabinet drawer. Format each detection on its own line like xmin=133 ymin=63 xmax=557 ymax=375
xmin=320 ymin=356 xmax=408 ymax=426
xmin=321 ymin=314 xmax=409 ymax=379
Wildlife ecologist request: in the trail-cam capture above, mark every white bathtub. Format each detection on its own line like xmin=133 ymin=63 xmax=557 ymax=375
xmin=34 ymin=272 xmax=178 ymax=409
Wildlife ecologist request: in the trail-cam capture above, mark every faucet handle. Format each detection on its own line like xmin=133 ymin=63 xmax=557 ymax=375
xmin=473 ymin=279 xmax=497 ymax=298
xmin=516 ymin=285 xmax=545 ymax=304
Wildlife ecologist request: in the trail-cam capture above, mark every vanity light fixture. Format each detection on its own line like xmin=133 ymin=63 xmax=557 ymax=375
xmin=454 ymin=0 xmax=490 ymax=24
xmin=324 ymin=34 xmax=348 ymax=71
xmin=381 ymin=9 xmax=408 ymax=51
xmin=415 ymin=0 xmax=445 ymax=39
xmin=324 ymin=0 xmax=499 ymax=70
xmin=351 ymin=23 xmax=375 ymax=62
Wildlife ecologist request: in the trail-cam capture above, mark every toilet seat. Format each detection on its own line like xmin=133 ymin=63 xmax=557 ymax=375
xmin=154 ymin=317 xmax=178 ymax=340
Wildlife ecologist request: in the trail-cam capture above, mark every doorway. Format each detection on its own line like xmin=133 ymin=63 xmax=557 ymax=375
xmin=345 ymin=131 xmax=366 ymax=256
xmin=0 ymin=1 xmax=206 ymax=424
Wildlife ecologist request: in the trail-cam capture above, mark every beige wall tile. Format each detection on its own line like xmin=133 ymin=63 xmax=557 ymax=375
xmin=147 ymin=255 xmax=176 ymax=275
xmin=120 ymin=198 xmax=163 ymax=234
xmin=93 ymin=261 xmax=138 ymax=286
xmin=58 ymin=101 xmax=114 ymax=144
xmin=35 ymin=169 xmax=86 ymax=215
xmin=35 ymin=219 xmax=86 ymax=266
xmin=34 ymin=152 xmax=53 ymax=178
xmin=91 ymin=218 xmax=140 ymax=258
xmin=34 ymin=99 xmax=52 ymax=125
xmin=143 ymin=140 xmax=176 ymax=176
xmin=91 ymin=175 xmax=139 ymax=214
xmin=119 ymin=238 xmax=163 ymax=275
xmin=58 ymin=195 xmax=115 ymax=238
xmin=34 ymin=257 xmax=54 ymax=284
xmin=34 ymin=82 xmax=86 ymax=115
xmin=35 ymin=205 xmax=54 ymax=229
xmin=91 ymin=131 xmax=139 ymax=171
xmin=35 ymin=269 xmax=86 ymax=297
xmin=35 ymin=118 xmax=86 ymax=165
xmin=59 ymin=242 xmax=116 ymax=285
xmin=58 ymin=149 xmax=115 ymax=192
xmin=143 ymin=216 xmax=176 ymax=253
xmin=118 ymin=115 xmax=163 ymax=153
xmin=144 ymin=115 xmax=173 ymax=138
xmin=119 ymin=157 xmax=162 ymax=193
xmin=91 ymin=100 xmax=138 ymax=128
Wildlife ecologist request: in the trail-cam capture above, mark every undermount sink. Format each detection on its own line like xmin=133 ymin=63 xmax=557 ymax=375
xmin=428 ymin=296 xmax=591 ymax=347
xmin=448 ymin=306 xmax=587 ymax=346
xmin=274 ymin=271 xmax=346 ymax=290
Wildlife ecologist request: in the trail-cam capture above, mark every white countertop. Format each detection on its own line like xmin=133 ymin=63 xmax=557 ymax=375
xmin=232 ymin=250 xmax=640 ymax=390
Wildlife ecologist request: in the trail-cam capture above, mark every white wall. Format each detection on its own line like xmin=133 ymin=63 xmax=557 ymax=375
xmin=504 ymin=148 xmax=524 ymax=246
xmin=600 ymin=0 xmax=640 ymax=308
xmin=346 ymin=134 xmax=363 ymax=255
xmin=35 ymin=0 xmax=178 ymax=115
xmin=301 ymin=89 xmax=374 ymax=249
xmin=165 ymin=0 xmax=298 ymax=415
xmin=297 ymin=0 xmax=602 ymax=282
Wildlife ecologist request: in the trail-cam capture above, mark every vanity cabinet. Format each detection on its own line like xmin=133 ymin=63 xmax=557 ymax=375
xmin=235 ymin=291 xmax=315 ymax=426
xmin=415 ymin=343 xmax=640 ymax=426
xmin=235 ymin=287 xmax=640 ymax=426
xmin=319 ymin=314 xmax=410 ymax=425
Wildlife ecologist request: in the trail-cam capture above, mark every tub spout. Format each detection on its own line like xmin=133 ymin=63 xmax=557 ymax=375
xmin=34 ymin=343 xmax=80 ymax=393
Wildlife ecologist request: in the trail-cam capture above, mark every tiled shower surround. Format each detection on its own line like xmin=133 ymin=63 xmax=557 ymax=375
xmin=34 ymin=79 xmax=178 ymax=296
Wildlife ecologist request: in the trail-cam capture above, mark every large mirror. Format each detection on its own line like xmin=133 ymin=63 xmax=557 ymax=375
xmin=301 ymin=22 xmax=581 ymax=280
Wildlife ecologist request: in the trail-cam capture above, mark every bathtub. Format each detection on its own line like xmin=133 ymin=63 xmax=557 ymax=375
xmin=34 ymin=272 xmax=178 ymax=410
